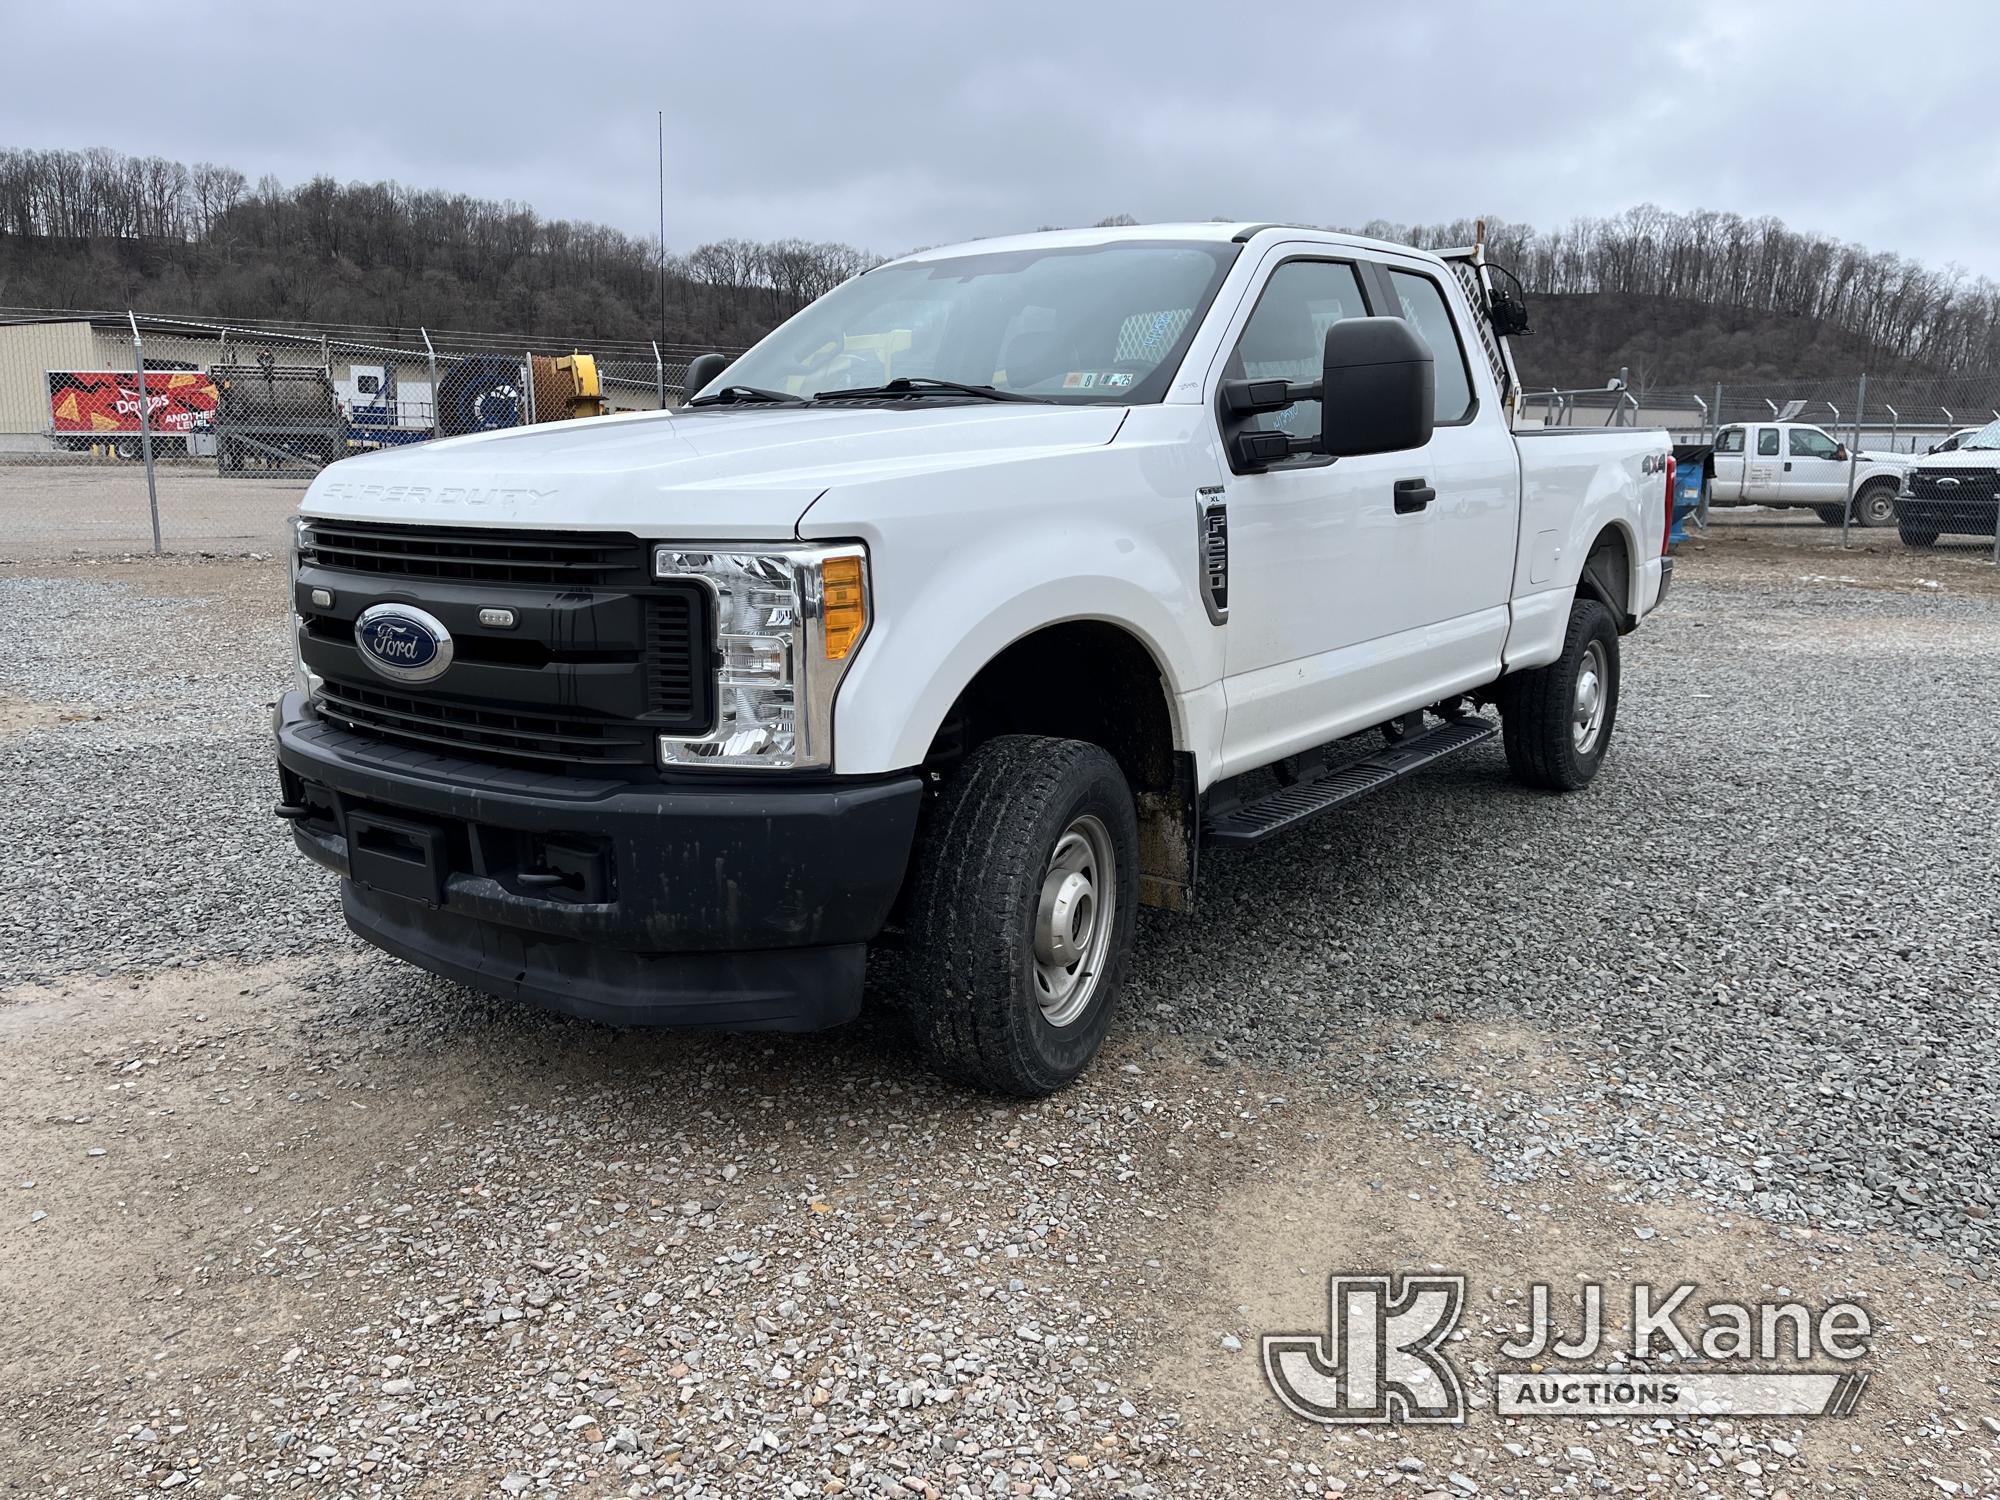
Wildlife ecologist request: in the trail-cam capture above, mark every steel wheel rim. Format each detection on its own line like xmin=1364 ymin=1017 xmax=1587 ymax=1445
xmin=1572 ymin=640 xmax=1608 ymax=756
xmin=1032 ymin=813 xmax=1116 ymax=1029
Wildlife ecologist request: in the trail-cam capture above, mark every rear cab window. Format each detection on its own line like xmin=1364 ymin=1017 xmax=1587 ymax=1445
xmin=1716 ymin=427 xmax=1745 ymax=455
xmin=1757 ymin=429 xmax=1781 ymax=457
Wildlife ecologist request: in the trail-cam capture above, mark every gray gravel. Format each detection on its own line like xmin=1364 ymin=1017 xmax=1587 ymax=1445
xmin=0 ymin=565 xmax=340 ymax=985
xmin=4 ymin=544 xmax=2000 ymax=1496
xmin=1141 ymin=552 xmax=2000 ymax=1260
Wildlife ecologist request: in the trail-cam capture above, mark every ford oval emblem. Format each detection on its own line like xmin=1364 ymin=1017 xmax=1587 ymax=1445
xmin=354 ymin=603 xmax=454 ymax=684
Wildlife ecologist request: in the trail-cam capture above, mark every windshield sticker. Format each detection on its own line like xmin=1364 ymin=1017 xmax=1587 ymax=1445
xmin=1061 ymin=372 xmax=1099 ymax=389
xmin=1102 ymin=372 xmax=1135 ymax=388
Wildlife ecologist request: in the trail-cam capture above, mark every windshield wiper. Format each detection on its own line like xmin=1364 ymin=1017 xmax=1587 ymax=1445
xmin=685 ymin=385 xmax=806 ymax=407
xmin=812 ymin=377 xmax=1044 ymax=404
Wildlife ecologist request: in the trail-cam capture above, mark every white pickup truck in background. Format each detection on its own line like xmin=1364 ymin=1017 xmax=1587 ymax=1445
xmin=275 ymin=223 xmax=1674 ymax=1094
xmin=1709 ymin=419 xmax=1910 ymax=527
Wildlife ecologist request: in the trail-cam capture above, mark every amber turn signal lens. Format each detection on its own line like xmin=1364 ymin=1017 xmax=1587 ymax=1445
xmin=821 ymin=555 xmax=867 ymax=660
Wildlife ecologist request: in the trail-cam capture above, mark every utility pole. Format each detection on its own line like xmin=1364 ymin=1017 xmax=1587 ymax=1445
xmin=657 ymin=110 xmax=667 ymax=358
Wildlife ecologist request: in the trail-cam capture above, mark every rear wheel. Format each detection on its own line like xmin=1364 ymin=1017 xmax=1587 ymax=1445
xmin=1499 ymin=598 xmax=1620 ymax=792
xmin=1854 ymin=482 xmax=1899 ymax=528
xmin=904 ymin=735 xmax=1139 ymax=1096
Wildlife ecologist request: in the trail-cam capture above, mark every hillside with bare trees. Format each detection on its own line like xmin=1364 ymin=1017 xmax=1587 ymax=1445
xmin=3 ymin=147 xmax=1997 ymax=387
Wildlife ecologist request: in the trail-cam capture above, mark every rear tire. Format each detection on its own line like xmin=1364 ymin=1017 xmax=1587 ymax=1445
xmin=904 ymin=735 xmax=1139 ymax=1096
xmin=1499 ymin=598 xmax=1620 ymax=792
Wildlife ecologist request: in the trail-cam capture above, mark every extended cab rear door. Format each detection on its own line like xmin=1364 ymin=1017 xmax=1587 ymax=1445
xmin=1203 ymin=240 xmax=1519 ymax=778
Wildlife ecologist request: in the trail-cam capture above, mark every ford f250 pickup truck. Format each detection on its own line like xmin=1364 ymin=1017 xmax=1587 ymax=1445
xmin=274 ymin=223 xmax=1675 ymax=1095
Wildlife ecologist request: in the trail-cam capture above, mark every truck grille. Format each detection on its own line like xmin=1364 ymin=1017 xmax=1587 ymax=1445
xmin=297 ymin=522 xmax=713 ymax=777
xmin=314 ymin=681 xmax=657 ymax=769
xmin=1909 ymin=468 xmax=1999 ymax=501
xmin=647 ymin=591 xmax=703 ymax=718
xmin=299 ymin=520 xmax=650 ymax=588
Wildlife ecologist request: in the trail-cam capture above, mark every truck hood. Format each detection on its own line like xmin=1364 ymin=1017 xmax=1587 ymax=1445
xmin=1913 ymin=448 xmax=2000 ymax=470
xmin=301 ymin=402 xmax=1130 ymax=538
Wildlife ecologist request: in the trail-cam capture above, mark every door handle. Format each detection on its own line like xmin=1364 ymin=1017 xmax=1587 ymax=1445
xmin=1393 ymin=478 xmax=1435 ymax=514
xmin=1783 ymin=461 xmax=1793 ymax=471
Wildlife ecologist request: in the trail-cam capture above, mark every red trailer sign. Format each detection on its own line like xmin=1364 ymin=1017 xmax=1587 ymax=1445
xmin=47 ymin=370 xmax=219 ymax=435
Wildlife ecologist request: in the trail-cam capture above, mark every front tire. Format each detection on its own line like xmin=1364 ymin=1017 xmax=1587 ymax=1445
xmin=904 ymin=735 xmax=1139 ymax=1095
xmin=1499 ymin=598 xmax=1620 ymax=792
xmin=1854 ymin=482 xmax=1899 ymax=528
xmin=1812 ymin=504 xmax=1845 ymax=526
xmin=1898 ymin=520 xmax=1940 ymax=548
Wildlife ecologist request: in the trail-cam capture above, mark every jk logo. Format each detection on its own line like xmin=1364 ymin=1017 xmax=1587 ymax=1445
xmin=1261 ymin=1273 xmax=1467 ymax=1425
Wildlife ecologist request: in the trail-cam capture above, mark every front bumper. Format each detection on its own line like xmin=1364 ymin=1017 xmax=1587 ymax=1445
xmin=1894 ymin=497 xmax=1998 ymax=538
xmin=274 ymin=692 xmax=924 ymax=1030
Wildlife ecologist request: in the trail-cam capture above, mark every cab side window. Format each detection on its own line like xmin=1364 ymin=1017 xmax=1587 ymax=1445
xmin=1716 ymin=427 xmax=1744 ymax=455
xmin=1757 ymin=428 xmax=1781 ymax=457
xmin=1387 ymin=269 xmax=1475 ymax=423
xmin=1789 ymin=428 xmax=1839 ymax=459
xmin=1231 ymin=260 xmax=1369 ymax=445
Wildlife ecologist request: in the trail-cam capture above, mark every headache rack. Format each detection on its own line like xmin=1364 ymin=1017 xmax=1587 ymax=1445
xmin=1437 ymin=239 xmax=1529 ymax=422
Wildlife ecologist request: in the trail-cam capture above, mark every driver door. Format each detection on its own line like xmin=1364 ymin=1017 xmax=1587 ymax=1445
xmin=1786 ymin=425 xmax=1848 ymax=504
xmin=1210 ymin=250 xmax=1514 ymax=780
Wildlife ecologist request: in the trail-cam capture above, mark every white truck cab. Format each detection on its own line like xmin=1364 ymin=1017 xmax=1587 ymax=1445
xmin=1709 ymin=420 xmax=1909 ymax=527
xmin=275 ymin=223 xmax=1674 ymax=1094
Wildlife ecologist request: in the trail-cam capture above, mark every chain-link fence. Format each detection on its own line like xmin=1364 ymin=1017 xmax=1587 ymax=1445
xmin=1520 ymin=371 xmax=2000 ymax=561
xmin=0 ymin=308 xmax=740 ymax=559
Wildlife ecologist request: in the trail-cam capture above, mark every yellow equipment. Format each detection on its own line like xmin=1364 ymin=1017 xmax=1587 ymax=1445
xmin=530 ymin=352 xmax=609 ymax=422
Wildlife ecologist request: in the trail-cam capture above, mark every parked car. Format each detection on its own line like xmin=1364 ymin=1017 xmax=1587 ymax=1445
xmin=1708 ymin=421 xmax=1909 ymax=527
xmin=1898 ymin=418 xmax=2000 ymax=547
xmin=273 ymin=222 xmax=1674 ymax=1095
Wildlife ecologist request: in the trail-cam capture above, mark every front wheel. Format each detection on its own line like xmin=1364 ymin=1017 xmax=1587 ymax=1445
xmin=1898 ymin=520 xmax=1940 ymax=549
xmin=904 ymin=735 xmax=1139 ymax=1095
xmin=1812 ymin=504 xmax=1845 ymax=526
xmin=1499 ymin=598 xmax=1620 ymax=792
xmin=1854 ymin=483 xmax=1899 ymax=528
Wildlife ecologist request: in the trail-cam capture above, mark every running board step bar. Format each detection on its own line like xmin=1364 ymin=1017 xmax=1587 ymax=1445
xmin=1201 ymin=715 xmax=1500 ymax=848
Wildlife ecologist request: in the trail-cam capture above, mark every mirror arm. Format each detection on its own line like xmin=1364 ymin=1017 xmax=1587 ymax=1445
xmin=1220 ymin=376 xmax=1322 ymax=418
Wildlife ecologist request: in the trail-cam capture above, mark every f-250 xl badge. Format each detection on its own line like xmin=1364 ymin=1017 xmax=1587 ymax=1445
xmin=1197 ymin=486 xmax=1229 ymax=624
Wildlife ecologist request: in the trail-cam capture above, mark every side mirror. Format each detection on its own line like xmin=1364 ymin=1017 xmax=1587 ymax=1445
xmin=1320 ymin=316 xmax=1435 ymax=458
xmin=1833 ymin=443 xmax=1849 ymax=462
xmin=683 ymin=352 xmax=731 ymax=400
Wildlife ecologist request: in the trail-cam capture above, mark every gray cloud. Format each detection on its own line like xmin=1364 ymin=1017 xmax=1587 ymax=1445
xmin=3 ymin=1 xmax=1993 ymax=279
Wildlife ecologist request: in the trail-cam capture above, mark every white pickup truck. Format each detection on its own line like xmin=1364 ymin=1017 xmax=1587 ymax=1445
xmin=275 ymin=223 xmax=1674 ymax=1094
xmin=1708 ymin=419 xmax=1909 ymax=528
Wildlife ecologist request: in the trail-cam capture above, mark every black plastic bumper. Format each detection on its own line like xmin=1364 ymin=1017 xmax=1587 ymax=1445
xmin=274 ymin=692 xmax=924 ymax=1031
xmin=1895 ymin=499 xmax=1998 ymax=538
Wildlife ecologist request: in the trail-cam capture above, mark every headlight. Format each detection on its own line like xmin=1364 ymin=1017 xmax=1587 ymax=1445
xmin=654 ymin=542 xmax=871 ymax=771
xmin=289 ymin=516 xmax=323 ymax=701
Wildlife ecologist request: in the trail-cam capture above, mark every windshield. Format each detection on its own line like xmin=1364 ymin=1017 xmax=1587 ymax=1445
xmin=1962 ymin=418 xmax=2000 ymax=451
xmin=700 ymin=240 xmax=1239 ymax=406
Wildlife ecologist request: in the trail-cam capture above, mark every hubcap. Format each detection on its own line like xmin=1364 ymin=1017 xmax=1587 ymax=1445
xmin=1572 ymin=640 xmax=1608 ymax=756
xmin=1032 ymin=814 xmax=1116 ymax=1028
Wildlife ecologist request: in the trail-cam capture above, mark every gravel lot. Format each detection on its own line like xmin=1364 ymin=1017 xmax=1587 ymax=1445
xmin=0 ymin=460 xmax=304 ymax=559
xmin=3 ymin=532 xmax=1999 ymax=1497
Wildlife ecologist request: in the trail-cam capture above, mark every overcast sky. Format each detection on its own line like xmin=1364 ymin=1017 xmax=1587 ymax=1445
xmin=5 ymin=2 xmax=1996 ymax=280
